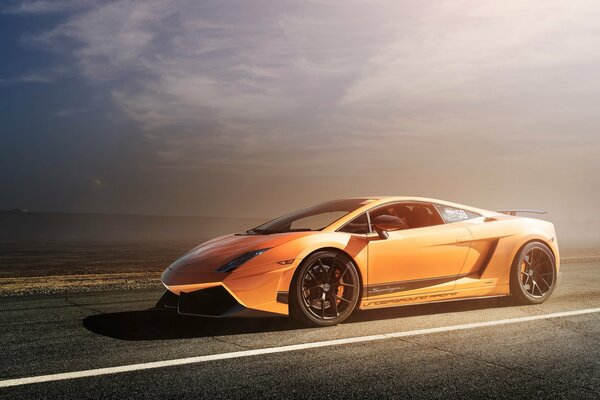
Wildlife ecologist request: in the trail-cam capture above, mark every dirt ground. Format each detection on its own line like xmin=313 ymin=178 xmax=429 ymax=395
xmin=0 ymin=241 xmax=199 ymax=278
xmin=0 ymin=241 xmax=198 ymax=296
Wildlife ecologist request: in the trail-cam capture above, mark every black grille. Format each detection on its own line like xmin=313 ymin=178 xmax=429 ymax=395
xmin=178 ymin=286 xmax=239 ymax=316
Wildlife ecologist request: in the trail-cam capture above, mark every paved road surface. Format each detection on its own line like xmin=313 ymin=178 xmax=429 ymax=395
xmin=1 ymin=263 xmax=600 ymax=399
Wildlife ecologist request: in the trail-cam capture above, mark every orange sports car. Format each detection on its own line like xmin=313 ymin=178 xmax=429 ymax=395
xmin=158 ymin=197 xmax=559 ymax=326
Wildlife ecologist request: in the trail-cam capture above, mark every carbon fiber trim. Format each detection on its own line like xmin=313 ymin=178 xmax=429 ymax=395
xmin=155 ymin=290 xmax=179 ymax=309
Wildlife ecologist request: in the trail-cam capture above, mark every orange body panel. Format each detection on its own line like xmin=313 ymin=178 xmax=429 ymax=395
xmin=161 ymin=196 xmax=560 ymax=316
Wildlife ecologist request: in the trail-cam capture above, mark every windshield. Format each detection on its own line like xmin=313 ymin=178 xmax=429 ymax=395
xmin=247 ymin=198 xmax=372 ymax=234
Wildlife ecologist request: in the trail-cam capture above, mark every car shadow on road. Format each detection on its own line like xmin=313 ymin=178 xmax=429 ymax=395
xmin=83 ymin=309 xmax=301 ymax=340
xmin=83 ymin=296 xmax=515 ymax=341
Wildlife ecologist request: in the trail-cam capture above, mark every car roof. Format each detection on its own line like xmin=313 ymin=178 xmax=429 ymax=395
xmin=344 ymin=196 xmax=491 ymax=211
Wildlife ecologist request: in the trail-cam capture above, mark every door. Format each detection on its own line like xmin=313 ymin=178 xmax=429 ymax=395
xmin=366 ymin=202 xmax=472 ymax=299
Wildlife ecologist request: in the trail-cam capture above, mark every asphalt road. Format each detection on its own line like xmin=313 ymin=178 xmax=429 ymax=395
xmin=1 ymin=263 xmax=600 ymax=399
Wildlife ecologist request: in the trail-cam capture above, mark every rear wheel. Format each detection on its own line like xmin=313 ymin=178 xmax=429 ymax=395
xmin=290 ymin=250 xmax=360 ymax=326
xmin=510 ymin=242 xmax=556 ymax=304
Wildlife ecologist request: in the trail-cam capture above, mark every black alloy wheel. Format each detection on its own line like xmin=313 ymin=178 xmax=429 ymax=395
xmin=510 ymin=242 xmax=557 ymax=304
xmin=290 ymin=250 xmax=360 ymax=326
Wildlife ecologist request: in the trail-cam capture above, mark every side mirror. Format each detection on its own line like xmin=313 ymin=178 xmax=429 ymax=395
xmin=371 ymin=215 xmax=406 ymax=240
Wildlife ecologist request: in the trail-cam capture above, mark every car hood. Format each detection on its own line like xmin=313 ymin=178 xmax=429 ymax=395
xmin=168 ymin=232 xmax=311 ymax=273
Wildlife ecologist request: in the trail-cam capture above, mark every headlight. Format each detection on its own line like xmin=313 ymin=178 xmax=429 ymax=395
xmin=217 ymin=248 xmax=271 ymax=272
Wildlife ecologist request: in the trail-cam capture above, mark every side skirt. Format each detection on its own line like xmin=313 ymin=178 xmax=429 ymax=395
xmin=359 ymin=286 xmax=509 ymax=310
xmin=365 ymin=274 xmax=469 ymax=297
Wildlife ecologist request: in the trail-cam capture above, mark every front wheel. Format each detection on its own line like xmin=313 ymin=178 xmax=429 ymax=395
xmin=510 ymin=242 xmax=557 ymax=304
xmin=290 ymin=251 xmax=360 ymax=326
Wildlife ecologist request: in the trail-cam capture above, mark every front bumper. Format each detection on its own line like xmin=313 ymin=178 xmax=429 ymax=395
xmin=160 ymin=261 xmax=297 ymax=316
xmin=156 ymin=286 xmax=283 ymax=318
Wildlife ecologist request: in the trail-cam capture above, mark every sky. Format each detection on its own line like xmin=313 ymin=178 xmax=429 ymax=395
xmin=1 ymin=0 xmax=600 ymax=219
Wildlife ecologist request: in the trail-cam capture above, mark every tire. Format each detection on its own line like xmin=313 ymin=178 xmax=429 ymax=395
xmin=510 ymin=241 xmax=557 ymax=305
xmin=289 ymin=250 xmax=360 ymax=327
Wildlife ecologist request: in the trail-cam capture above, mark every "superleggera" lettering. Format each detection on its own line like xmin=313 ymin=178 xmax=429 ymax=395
xmin=362 ymin=292 xmax=458 ymax=307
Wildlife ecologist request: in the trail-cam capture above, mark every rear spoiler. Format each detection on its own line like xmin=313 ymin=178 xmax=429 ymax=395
xmin=495 ymin=209 xmax=547 ymax=216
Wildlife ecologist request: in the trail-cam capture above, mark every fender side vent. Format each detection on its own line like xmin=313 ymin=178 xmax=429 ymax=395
xmin=276 ymin=291 xmax=289 ymax=304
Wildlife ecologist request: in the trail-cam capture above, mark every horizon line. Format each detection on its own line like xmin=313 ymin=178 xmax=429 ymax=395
xmin=0 ymin=209 xmax=269 ymax=220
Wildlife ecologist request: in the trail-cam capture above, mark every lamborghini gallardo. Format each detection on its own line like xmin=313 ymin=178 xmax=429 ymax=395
xmin=158 ymin=197 xmax=559 ymax=326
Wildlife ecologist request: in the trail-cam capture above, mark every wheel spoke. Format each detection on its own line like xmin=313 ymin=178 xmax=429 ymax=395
xmin=303 ymin=284 xmax=320 ymax=291
xmin=334 ymin=294 xmax=350 ymax=303
xmin=538 ymin=275 xmax=551 ymax=290
xmin=535 ymin=261 xmax=549 ymax=269
xmin=338 ymin=265 xmax=349 ymax=281
xmin=534 ymin=249 xmax=542 ymax=266
xmin=339 ymin=282 xmax=354 ymax=288
xmin=308 ymin=269 xmax=321 ymax=285
xmin=327 ymin=257 xmax=337 ymax=280
xmin=329 ymin=293 xmax=339 ymax=316
xmin=304 ymin=289 xmax=319 ymax=302
xmin=530 ymin=249 xmax=537 ymax=266
xmin=318 ymin=259 xmax=329 ymax=282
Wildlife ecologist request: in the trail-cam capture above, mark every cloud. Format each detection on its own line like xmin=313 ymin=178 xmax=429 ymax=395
xmin=18 ymin=0 xmax=600 ymax=175
xmin=28 ymin=0 xmax=175 ymax=79
xmin=0 ymin=66 xmax=68 ymax=85
xmin=54 ymin=108 xmax=81 ymax=117
xmin=27 ymin=1 xmax=388 ymax=164
xmin=8 ymin=73 xmax=55 ymax=83
xmin=342 ymin=2 xmax=600 ymax=109
xmin=2 ymin=0 xmax=97 ymax=14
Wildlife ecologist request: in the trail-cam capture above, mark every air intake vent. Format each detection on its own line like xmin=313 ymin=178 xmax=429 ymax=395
xmin=178 ymin=286 xmax=239 ymax=316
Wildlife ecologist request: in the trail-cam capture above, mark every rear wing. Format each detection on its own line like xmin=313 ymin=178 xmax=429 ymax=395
xmin=495 ymin=209 xmax=547 ymax=216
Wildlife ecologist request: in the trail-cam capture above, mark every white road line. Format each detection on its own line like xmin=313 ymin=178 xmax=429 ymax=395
xmin=2 ymin=307 xmax=600 ymax=388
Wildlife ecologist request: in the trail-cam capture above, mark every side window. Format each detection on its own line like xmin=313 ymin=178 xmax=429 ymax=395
xmin=338 ymin=213 xmax=370 ymax=234
xmin=370 ymin=202 xmax=444 ymax=230
xmin=434 ymin=204 xmax=480 ymax=223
